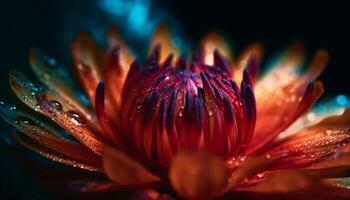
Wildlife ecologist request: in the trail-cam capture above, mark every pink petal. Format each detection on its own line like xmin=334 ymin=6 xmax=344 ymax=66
xmin=102 ymin=145 xmax=161 ymax=186
xmin=169 ymin=151 xmax=228 ymax=200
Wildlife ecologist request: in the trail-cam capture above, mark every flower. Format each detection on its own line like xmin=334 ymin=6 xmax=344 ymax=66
xmin=1 ymin=24 xmax=350 ymax=200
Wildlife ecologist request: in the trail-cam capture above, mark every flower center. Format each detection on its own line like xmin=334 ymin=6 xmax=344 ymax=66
xmin=120 ymin=51 xmax=256 ymax=168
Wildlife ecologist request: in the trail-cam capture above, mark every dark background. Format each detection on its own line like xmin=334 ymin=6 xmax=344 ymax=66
xmin=0 ymin=0 xmax=349 ymax=199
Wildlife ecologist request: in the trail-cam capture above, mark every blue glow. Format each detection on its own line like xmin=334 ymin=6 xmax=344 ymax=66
xmin=99 ymin=0 xmax=153 ymax=38
xmin=336 ymin=95 xmax=348 ymax=106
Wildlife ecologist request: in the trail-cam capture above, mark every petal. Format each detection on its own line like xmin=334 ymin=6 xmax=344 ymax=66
xmin=150 ymin=23 xmax=179 ymax=64
xmin=233 ymin=42 xmax=263 ymax=84
xmin=248 ymin=80 xmax=324 ymax=154
xmin=277 ymin=96 xmax=349 ymax=140
xmin=227 ymin=184 xmax=350 ymax=200
xmin=102 ymin=145 xmax=161 ymax=186
xmin=9 ymin=71 xmax=105 ymax=155
xmin=0 ymin=101 xmax=101 ymax=169
xmin=29 ymin=48 xmax=93 ymax=119
xmin=106 ymin=26 xmax=134 ymax=67
xmin=12 ymin=132 xmax=101 ymax=172
xmin=254 ymin=43 xmax=306 ymax=99
xmin=169 ymin=151 xmax=228 ymax=200
xmin=244 ymin=166 xmax=350 ymax=193
xmin=222 ymin=156 xmax=274 ymax=194
xmin=265 ymin=108 xmax=350 ymax=169
xmin=71 ymin=32 xmax=106 ymax=105
xmin=200 ymin=32 xmax=233 ymax=66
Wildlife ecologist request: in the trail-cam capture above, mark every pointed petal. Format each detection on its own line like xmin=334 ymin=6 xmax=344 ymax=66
xmin=150 ymin=23 xmax=179 ymax=63
xmin=254 ymin=43 xmax=305 ymax=99
xmin=0 ymin=101 xmax=101 ymax=168
xmin=106 ymin=26 xmax=134 ymax=67
xmin=265 ymin=108 xmax=350 ymax=169
xmin=245 ymin=166 xmax=350 ymax=193
xmin=95 ymin=81 xmax=120 ymax=146
xmin=71 ymin=32 xmax=106 ymax=104
xmin=9 ymin=71 xmax=105 ymax=155
xmin=29 ymin=48 xmax=92 ymax=118
xmin=222 ymin=156 xmax=274 ymax=194
xmin=200 ymin=32 xmax=233 ymax=66
xmin=169 ymin=151 xmax=228 ymax=200
xmin=248 ymin=80 xmax=324 ymax=154
xmin=102 ymin=145 xmax=161 ymax=186
xmin=234 ymin=42 xmax=262 ymax=84
xmin=12 ymin=132 xmax=101 ymax=172
xmin=277 ymin=96 xmax=349 ymax=140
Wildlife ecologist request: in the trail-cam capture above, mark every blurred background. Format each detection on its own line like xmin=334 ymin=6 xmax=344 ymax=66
xmin=0 ymin=0 xmax=349 ymax=199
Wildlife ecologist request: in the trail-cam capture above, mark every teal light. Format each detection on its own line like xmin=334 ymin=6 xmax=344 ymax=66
xmin=336 ymin=95 xmax=348 ymax=106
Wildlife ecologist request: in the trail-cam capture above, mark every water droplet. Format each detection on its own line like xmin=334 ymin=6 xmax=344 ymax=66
xmin=34 ymin=104 xmax=41 ymax=111
xmin=50 ymin=100 xmax=63 ymax=111
xmin=9 ymin=106 xmax=16 ymax=110
xmin=136 ymin=104 xmax=142 ymax=110
xmin=208 ymin=110 xmax=213 ymax=116
xmin=178 ymin=110 xmax=183 ymax=117
xmin=17 ymin=116 xmax=34 ymax=125
xmin=0 ymin=101 xmax=4 ymax=105
xmin=265 ymin=153 xmax=271 ymax=158
xmin=257 ymin=173 xmax=264 ymax=178
xmin=67 ymin=111 xmax=86 ymax=126
xmin=325 ymin=130 xmax=332 ymax=135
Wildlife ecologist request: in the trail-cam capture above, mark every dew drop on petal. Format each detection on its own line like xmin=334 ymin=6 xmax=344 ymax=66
xmin=50 ymin=100 xmax=63 ymax=111
xmin=67 ymin=111 xmax=86 ymax=126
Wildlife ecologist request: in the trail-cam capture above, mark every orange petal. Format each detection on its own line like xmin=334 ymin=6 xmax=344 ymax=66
xmin=29 ymin=48 xmax=94 ymax=121
xmin=200 ymin=31 xmax=233 ymax=66
xmin=150 ymin=23 xmax=179 ymax=64
xmin=71 ymin=32 xmax=106 ymax=105
xmin=245 ymin=166 xmax=350 ymax=193
xmin=222 ymin=156 xmax=274 ymax=194
xmin=0 ymin=101 xmax=101 ymax=168
xmin=254 ymin=43 xmax=306 ymax=99
xmin=265 ymin=108 xmax=350 ymax=169
xmin=248 ymin=80 xmax=324 ymax=154
xmin=102 ymin=145 xmax=161 ymax=186
xmin=12 ymin=132 xmax=101 ymax=172
xmin=169 ymin=151 xmax=228 ymax=200
xmin=9 ymin=71 xmax=105 ymax=155
xmin=106 ymin=26 xmax=134 ymax=67
xmin=233 ymin=42 xmax=263 ymax=84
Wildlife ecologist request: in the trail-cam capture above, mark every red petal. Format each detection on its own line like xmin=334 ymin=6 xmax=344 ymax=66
xmin=169 ymin=151 xmax=228 ymax=200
